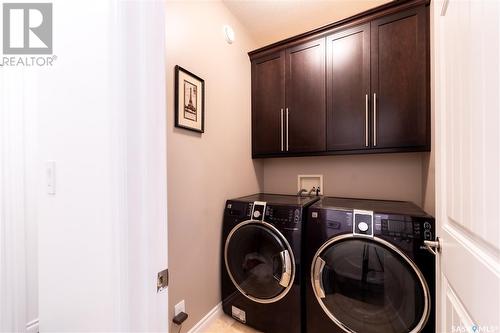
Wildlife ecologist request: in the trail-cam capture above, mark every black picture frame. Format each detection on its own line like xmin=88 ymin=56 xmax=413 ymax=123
xmin=174 ymin=65 xmax=205 ymax=133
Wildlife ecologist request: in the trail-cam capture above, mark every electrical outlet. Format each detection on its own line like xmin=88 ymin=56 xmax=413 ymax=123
xmin=298 ymin=175 xmax=323 ymax=195
xmin=174 ymin=300 xmax=185 ymax=316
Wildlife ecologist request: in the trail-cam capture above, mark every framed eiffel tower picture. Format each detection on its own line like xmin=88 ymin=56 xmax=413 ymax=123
xmin=174 ymin=65 xmax=205 ymax=133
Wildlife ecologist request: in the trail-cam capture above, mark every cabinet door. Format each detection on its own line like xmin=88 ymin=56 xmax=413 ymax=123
xmin=326 ymin=24 xmax=371 ymax=151
xmin=285 ymin=38 xmax=326 ymax=153
xmin=371 ymin=5 xmax=430 ymax=149
xmin=251 ymin=52 xmax=285 ymax=156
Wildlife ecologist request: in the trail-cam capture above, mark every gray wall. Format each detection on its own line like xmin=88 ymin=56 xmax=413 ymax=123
xmin=166 ymin=2 xmax=263 ymax=332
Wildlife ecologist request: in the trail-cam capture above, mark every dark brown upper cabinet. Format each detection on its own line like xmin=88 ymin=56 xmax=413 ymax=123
xmin=326 ymin=23 xmax=371 ymax=151
xmin=286 ymin=38 xmax=326 ymax=153
xmin=251 ymin=38 xmax=326 ymax=156
xmin=251 ymin=52 xmax=285 ymax=156
xmin=249 ymin=0 xmax=430 ymax=158
xmin=370 ymin=5 xmax=429 ymax=149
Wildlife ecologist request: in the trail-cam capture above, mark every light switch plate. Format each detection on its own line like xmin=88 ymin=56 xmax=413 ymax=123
xmin=46 ymin=161 xmax=56 ymax=195
xmin=157 ymin=268 xmax=168 ymax=293
xmin=298 ymin=174 xmax=323 ymax=195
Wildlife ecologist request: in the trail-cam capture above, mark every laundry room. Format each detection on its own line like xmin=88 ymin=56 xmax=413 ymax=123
xmin=1 ymin=0 xmax=498 ymax=333
xmin=165 ymin=0 xmax=497 ymax=333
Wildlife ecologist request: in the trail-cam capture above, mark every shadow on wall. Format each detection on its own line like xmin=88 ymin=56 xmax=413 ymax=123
xmin=421 ymin=151 xmax=435 ymax=215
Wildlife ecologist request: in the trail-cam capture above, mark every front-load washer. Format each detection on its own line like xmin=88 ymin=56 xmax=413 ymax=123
xmin=221 ymin=193 xmax=319 ymax=333
xmin=306 ymin=197 xmax=435 ymax=333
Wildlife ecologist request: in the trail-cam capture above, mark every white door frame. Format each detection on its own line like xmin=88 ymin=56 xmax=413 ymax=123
xmin=112 ymin=1 xmax=169 ymax=330
xmin=0 ymin=70 xmax=30 ymax=333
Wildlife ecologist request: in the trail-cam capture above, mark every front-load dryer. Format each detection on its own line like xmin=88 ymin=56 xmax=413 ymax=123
xmin=221 ymin=193 xmax=319 ymax=333
xmin=306 ymin=197 xmax=436 ymax=333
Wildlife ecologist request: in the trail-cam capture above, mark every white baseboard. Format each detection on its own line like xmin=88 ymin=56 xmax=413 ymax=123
xmin=187 ymin=302 xmax=223 ymax=333
xmin=26 ymin=318 xmax=39 ymax=333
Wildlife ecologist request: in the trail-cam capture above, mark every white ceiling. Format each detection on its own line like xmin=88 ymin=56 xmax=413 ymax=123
xmin=222 ymin=0 xmax=393 ymax=49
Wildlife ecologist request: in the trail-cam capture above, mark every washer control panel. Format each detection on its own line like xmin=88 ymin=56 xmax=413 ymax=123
xmin=353 ymin=209 xmax=374 ymax=237
xmin=251 ymin=201 xmax=266 ymax=221
xmin=244 ymin=202 xmax=300 ymax=229
xmin=266 ymin=205 xmax=301 ymax=230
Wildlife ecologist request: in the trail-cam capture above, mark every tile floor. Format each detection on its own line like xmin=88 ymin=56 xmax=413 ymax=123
xmin=201 ymin=314 xmax=262 ymax=333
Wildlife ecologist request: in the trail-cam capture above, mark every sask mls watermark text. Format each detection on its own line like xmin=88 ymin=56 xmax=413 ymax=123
xmin=1 ymin=2 xmax=56 ymax=67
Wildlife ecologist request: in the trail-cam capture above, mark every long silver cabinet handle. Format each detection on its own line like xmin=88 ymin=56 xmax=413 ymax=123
xmin=373 ymin=93 xmax=377 ymax=147
xmin=365 ymin=94 xmax=369 ymax=147
xmin=278 ymin=250 xmax=292 ymax=288
xmin=286 ymin=108 xmax=289 ymax=151
xmin=313 ymin=257 xmax=326 ymax=298
xmin=280 ymin=108 xmax=284 ymax=151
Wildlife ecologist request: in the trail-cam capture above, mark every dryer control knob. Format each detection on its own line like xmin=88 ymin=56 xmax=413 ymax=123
xmin=253 ymin=210 xmax=261 ymax=218
xmin=358 ymin=222 xmax=369 ymax=232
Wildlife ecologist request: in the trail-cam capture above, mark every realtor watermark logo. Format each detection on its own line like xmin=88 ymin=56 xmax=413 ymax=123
xmin=1 ymin=2 xmax=57 ymax=67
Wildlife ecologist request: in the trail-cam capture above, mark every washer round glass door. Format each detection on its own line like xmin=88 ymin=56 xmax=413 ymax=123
xmin=311 ymin=234 xmax=430 ymax=333
xmin=225 ymin=220 xmax=295 ymax=303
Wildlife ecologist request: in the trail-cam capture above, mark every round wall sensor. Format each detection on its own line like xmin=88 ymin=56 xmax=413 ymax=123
xmin=223 ymin=25 xmax=235 ymax=44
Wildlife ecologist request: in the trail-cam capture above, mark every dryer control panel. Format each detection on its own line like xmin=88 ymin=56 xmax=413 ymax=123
xmin=380 ymin=217 xmax=434 ymax=241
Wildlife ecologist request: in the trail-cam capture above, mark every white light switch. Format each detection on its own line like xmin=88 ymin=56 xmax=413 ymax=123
xmin=46 ymin=161 xmax=56 ymax=195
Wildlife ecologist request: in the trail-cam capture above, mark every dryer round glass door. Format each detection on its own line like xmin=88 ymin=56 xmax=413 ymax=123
xmin=225 ymin=220 xmax=295 ymax=303
xmin=311 ymin=235 xmax=430 ymax=333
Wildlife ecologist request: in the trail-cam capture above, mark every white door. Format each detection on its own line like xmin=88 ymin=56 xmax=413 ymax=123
xmin=434 ymin=0 xmax=500 ymax=332
xmin=1 ymin=1 xmax=168 ymax=332
xmin=37 ymin=0 xmax=169 ymax=331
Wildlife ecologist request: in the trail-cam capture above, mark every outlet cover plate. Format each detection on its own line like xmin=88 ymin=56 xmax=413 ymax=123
xmin=174 ymin=300 xmax=185 ymax=317
xmin=298 ymin=175 xmax=323 ymax=195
